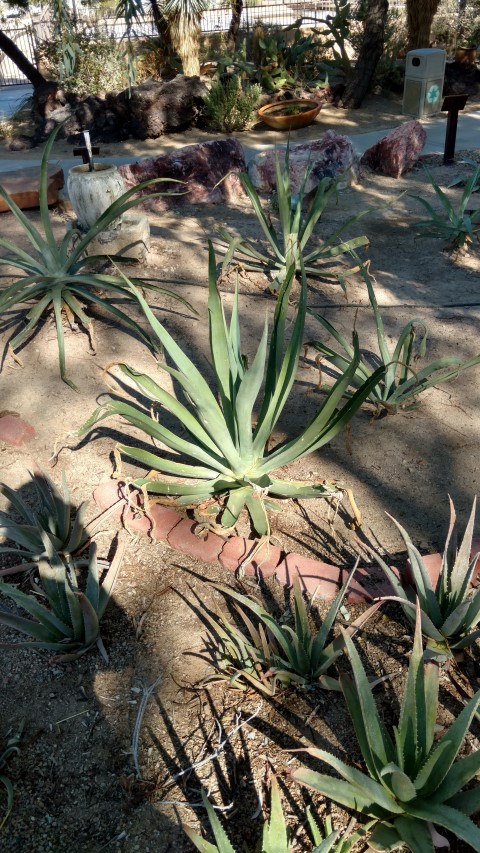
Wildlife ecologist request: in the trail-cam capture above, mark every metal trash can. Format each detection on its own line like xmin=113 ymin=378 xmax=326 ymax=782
xmin=403 ymin=49 xmax=446 ymax=118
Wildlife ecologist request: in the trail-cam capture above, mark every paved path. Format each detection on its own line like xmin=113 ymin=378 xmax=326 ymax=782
xmin=0 ymin=83 xmax=478 ymax=177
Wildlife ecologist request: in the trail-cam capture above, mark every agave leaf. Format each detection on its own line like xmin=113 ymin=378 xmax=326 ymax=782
xmin=380 ymin=764 xmax=417 ymax=802
xmin=431 ymin=748 xmax=480 ymax=805
xmin=446 ymin=786 xmax=480 ymax=816
xmin=391 ymin=815 xmax=434 ymax=853
xmin=414 ymin=688 xmax=480 ymax=796
xmin=76 ymin=591 xmax=100 ymax=649
xmin=0 ymin=577 xmax=70 ymax=636
xmin=340 ymin=628 xmax=395 ymax=774
xmin=366 ymin=822 xmax=405 ymax=852
xmin=85 ymin=542 xmax=100 ymax=612
xmin=449 ymin=496 xmax=477 ymax=604
xmin=0 ymin=605 xmax=68 ymax=643
xmin=97 ymin=537 xmax=124 ymax=619
xmin=405 ymin=800 xmax=480 ymax=850
xmin=291 ymin=758 xmax=400 ymax=816
xmin=262 ymin=775 xmax=290 ymax=853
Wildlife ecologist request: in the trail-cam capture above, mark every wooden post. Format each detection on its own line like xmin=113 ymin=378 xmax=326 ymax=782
xmin=441 ymin=94 xmax=468 ymax=165
xmin=72 ymin=145 xmax=101 ymax=165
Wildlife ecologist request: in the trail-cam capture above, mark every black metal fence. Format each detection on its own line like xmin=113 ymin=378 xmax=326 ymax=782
xmin=0 ymin=0 xmax=407 ymax=86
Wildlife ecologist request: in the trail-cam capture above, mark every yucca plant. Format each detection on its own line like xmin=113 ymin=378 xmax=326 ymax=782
xmin=0 ymin=720 xmax=24 ymax=830
xmin=308 ymin=260 xmax=480 ymax=415
xmin=218 ymin=146 xmax=370 ymax=291
xmin=366 ymin=497 xmax=480 ymax=660
xmin=0 ymin=536 xmax=124 ymax=662
xmin=202 ymin=570 xmax=380 ymax=694
xmin=291 ymin=603 xmax=480 ymax=852
xmin=0 ymin=469 xmax=116 ymax=576
xmin=78 ymin=245 xmax=385 ymax=536
xmin=0 ymin=123 xmax=190 ymax=389
xmin=415 ymin=165 xmax=480 ymax=249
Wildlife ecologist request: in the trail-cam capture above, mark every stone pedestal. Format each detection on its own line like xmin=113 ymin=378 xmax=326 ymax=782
xmin=68 ymin=213 xmax=150 ymax=262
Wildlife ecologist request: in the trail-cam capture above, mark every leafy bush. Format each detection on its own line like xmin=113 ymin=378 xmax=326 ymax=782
xmin=0 ymin=124 xmax=190 ymax=389
xmin=36 ymin=31 xmax=127 ymax=94
xmin=78 ymin=246 xmax=384 ymax=536
xmin=201 ymin=572 xmax=379 ymax=694
xmin=292 ymin=603 xmax=480 ymax=852
xmin=203 ymin=76 xmax=261 ymax=132
xmin=415 ymin=165 xmax=480 ymax=249
xmin=219 ymin=146 xmax=370 ymax=291
xmin=0 ymin=537 xmax=124 ymax=663
xmin=307 ymin=259 xmax=480 ymax=415
xmin=368 ymin=497 xmax=480 ymax=659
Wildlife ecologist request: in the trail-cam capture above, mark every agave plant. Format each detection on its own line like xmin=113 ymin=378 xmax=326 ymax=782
xmin=0 ymin=469 xmax=116 ymax=576
xmin=78 ymin=245 xmax=385 ymax=536
xmin=0 ymin=536 xmax=124 ymax=662
xmin=367 ymin=497 xmax=480 ymax=659
xmin=218 ymin=145 xmax=370 ymax=291
xmin=201 ymin=570 xmax=380 ymax=694
xmin=291 ymin=603 xmax=480 ymax=852
xmin=308 ymin=260 xmax=480 ymax=415
xmin=0 ymin=123 xmax=190 ymax=389
xmin=415 ymin=164 xmax=480 ymax=249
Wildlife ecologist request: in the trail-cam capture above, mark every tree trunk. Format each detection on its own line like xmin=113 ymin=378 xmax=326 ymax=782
xmin=226 ymin=0 xmax=243 ymax=53
xmin=406 ymin=0 xmax=441 ymax=51
xmin=342 ymin=0 xmax=388 ymax=109
xmin=0 ymin=29 xmax=46 ymax=88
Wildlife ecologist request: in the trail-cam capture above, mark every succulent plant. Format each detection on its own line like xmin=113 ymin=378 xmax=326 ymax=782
xmin=367 ymin=497 xmax=480 ymax=659
xmin=78 ymin=245 xmax=384 ymax=536
xmin=0 ymin=536 xmax=124 ymax=662
xmin=291 ymin=603 xmax=480 ymax=852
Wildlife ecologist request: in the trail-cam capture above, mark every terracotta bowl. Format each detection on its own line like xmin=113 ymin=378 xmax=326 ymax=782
xmin=257 ymin=99 xmax=322 ymax=131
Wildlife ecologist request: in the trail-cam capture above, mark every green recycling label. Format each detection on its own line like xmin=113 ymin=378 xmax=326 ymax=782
xmin=426 ymin=83 xmax=441 ymax=104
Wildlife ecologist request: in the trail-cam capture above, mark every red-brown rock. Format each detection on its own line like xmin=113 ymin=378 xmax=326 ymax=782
xmin=360 ymin=120 xmax=426 ymax=178
xmin=0 ymin=414 xmax=36 ymax=446
xmin=0 ymin=165 xmax=64 ymax=213
xmin=248 ymin=130 xmax=359 ymax=194
xmin=167 ymin=519 xmax=224 ymax=562
xmin=118 ymin=138 xmax=247 ymax=212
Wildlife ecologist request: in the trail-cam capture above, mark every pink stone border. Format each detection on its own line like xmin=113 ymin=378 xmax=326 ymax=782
xmin=93 ymin=481 xmax=480 ymax=603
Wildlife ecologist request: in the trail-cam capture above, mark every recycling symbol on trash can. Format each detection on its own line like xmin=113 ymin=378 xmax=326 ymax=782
xmin=426 ymin=84 xmax=441 ymax=104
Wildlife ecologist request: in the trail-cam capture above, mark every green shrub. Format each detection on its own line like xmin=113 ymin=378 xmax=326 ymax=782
xmin=203 ymin=76 xmax=261 ymax=132
xmin=37 ymin=31 xmax=127 ymax=94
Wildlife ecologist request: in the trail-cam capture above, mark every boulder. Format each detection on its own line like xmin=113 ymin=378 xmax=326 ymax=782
xmin=247 ymin=130 xmax=359 ymax=195
xmin=0 ymin=164 xmax=64 ymax=212
xmin=360 ymin=120 xmax=426 ymax=178
xmin=118 ymin=138 xmax=247 ymax=211
xmin=118 ymin=76 xmax=208 ymax=139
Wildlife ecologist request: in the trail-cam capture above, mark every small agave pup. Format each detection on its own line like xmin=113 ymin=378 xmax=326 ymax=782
xmin=291 ymin=602 xmax=480 ymax=852
xmin=367 ymin=497 xmax=480 ymax=660
xmin=78 ymin=245 xmax=385 ymax=536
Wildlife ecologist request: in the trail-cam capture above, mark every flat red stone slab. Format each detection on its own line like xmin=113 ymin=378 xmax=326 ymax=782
xmin=0 ymin=414 xmax=36 ymax=446
xmin=0 ymin=164 xmax=64 ymax=213
xmin=167 ymin=518 xmax=224 ymax=562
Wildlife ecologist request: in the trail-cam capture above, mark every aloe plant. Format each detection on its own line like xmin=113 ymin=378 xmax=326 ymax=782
xmin=0 ymin=123 xmax=190 ymax=389
xmin=0 ymin=469 xmax=116 ymax=576
xmin=415 ymin=165 xmax=480 ymax=248
xmin=202 ymin=571 xmax=380 ymax=694
xmin=367 ymin=497 xmax=480 ymax=659
xmin=308 ymin=260 xmax=480 ymax=415
xmin=291 ymin=603 xmax=480 ymax=852
xmin=0 ymin=537 xmax=124 ymax=662
xmin=218 ymin=146 xmax=370 ymax=291
xmin=78 ymin=245 xmax=385 ymax=536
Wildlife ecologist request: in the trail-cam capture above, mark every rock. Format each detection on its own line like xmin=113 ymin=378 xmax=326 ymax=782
xmin=68 ymin=213 xmax=150 ymax=262
xmin=360 ymin=120 xmax=426 ymax=178
xmin=7 ymin=135 xmax=35 ymax=151
xmin=118 ymin=75 xmax=208 ymax=139
xmin=118 ymin=138 xmax=247 ymax=211
xmin=247 ymin=130 xmax=360 ymax=195
xmin=0 ymin=164 xmax=64 ymax=212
